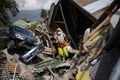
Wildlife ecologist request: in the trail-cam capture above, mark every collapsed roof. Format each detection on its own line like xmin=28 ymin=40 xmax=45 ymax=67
xmin=48 ymin=0 xmax=97 ymax=48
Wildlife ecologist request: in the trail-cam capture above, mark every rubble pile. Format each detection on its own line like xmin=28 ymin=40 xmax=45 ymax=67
xmin=0 ymin=23 xmax=79 ymax=80
xmin=0 ymin=0 xmax=120 ymax=80
xmin=0 ymin=16 xmax=113 ymax=80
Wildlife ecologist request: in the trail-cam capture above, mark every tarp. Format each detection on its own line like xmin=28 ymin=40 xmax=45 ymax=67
xmin=12 ymin=19 xmax=39 ymax=29
xmin=12 ymin=19 xmax=30 ymax=28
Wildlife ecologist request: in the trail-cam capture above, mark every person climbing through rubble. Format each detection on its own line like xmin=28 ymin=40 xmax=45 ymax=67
xmin=53 ymin=28 xmax=70 ymax=61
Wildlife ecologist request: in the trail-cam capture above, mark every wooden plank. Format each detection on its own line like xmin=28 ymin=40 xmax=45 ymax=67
xmin=91 ymin=0 xmax=119 ymax=29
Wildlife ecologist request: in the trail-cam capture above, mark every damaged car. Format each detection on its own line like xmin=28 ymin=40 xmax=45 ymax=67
xmin=7 ymin=25 xmax=45 ymax=62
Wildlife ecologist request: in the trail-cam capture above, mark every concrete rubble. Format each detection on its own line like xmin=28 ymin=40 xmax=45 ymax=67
xmin=0 ymin=0 xmax=120 ymax=80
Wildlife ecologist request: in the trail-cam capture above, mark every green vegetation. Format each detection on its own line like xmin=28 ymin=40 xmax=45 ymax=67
xmin=40 ymin=9 xmax=48 ymax=19
xmin=0 ymin=0 xmax=19 ymax=28
xmin=0 ymin=0 xmax=19 ymax=49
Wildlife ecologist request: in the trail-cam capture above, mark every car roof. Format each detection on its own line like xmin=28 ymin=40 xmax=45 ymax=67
xmin=13 ymin=26 xmax=34 ymax=37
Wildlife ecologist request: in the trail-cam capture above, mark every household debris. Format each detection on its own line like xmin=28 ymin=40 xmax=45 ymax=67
xmin=0 ymin=0 xmax=120 ymax=80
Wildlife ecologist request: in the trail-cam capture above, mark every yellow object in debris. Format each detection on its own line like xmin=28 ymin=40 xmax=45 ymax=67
xmin=63 ymin=46 xmax=68 ymax=57
xmin=58 ymin=48 xmax=63 ymax=56
xmin=76 ymin=70 xmax=90 ymax=80
xmin=58 ymin=46 xmax=68 ymax=57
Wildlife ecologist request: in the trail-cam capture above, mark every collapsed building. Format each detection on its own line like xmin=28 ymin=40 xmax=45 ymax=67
xmin=0 ymin=0 xmax=120 ymax=80
xmin=48 ymin=0 xmax=96 ymax=48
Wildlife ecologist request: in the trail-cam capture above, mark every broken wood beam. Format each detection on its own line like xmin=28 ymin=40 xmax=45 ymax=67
xmin=46 ymin=66 xmax=59 ymax=80
xmin=91 ymin=0 xmax=119 ymax=29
